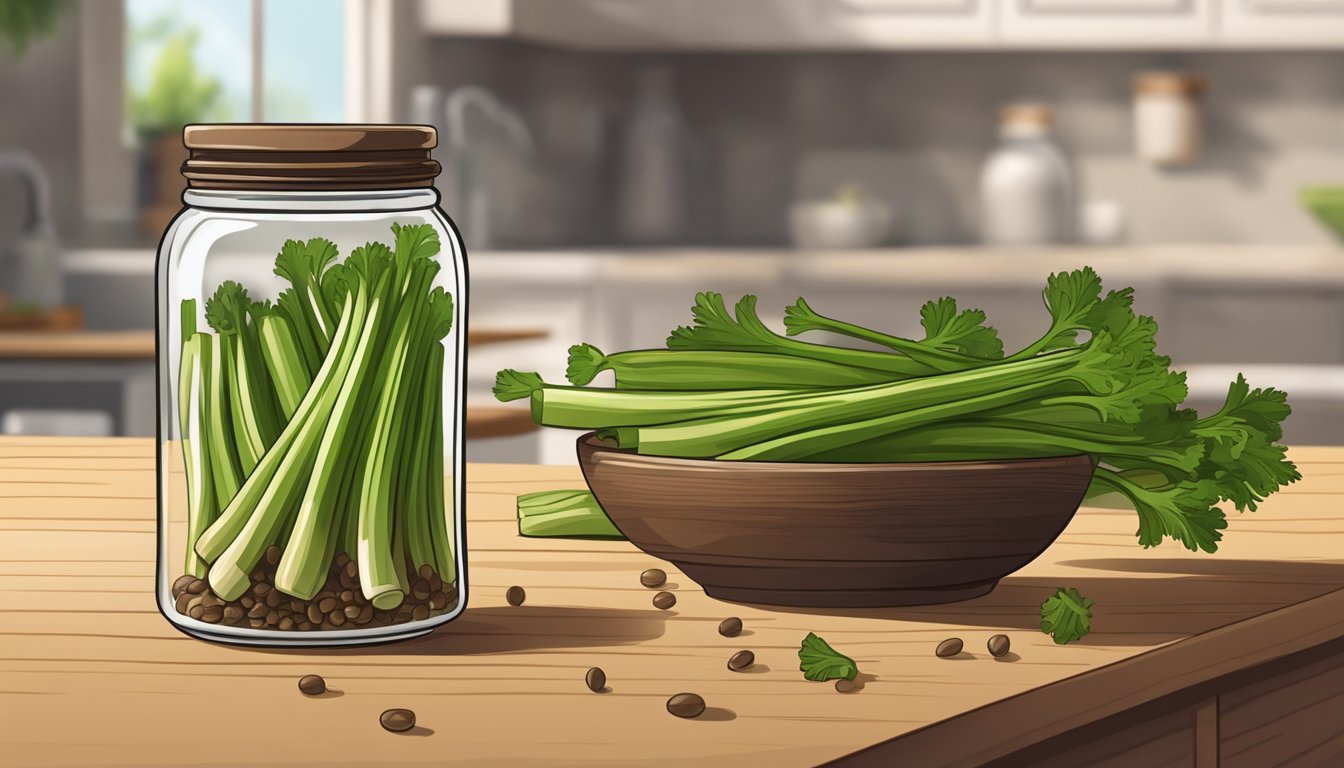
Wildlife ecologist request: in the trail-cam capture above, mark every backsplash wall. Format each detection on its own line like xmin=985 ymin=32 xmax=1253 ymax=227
xmin=416 ymin=41 xmax=1344 ymax=247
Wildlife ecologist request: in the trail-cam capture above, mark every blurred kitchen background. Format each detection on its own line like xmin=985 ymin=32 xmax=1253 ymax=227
xmin=3 ymin=0 xmax=1344 ymax=462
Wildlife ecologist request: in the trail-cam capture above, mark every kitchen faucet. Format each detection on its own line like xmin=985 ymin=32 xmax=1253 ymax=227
xmin=444 ymin=86 xmax=535 ymax=251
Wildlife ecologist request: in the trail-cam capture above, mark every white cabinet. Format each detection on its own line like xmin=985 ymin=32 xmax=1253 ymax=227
xmin=1220 ymin=0 xmax=1344 ymax=47
xmin=422 ymin=0 xmax=994 ymax=49
xmin=806 ymin=0 xmax=995 ymax=48
xmin=1000 ymin=0 xmax=1216 ymax=47
xmin=420 ymin=0 xmax=1344 ymax=48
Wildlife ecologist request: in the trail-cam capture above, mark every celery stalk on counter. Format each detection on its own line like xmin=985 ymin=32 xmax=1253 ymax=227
xmin=517 ymin=490 xmax=625 ymax=539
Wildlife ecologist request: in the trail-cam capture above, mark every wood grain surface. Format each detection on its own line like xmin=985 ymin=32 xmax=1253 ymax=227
xmin=1 ymin=439 xmax=1343 ymax=767
xmin=0 ymin=331 xmax=156 ymax=360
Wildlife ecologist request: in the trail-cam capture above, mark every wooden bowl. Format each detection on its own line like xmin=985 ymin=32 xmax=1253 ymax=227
xmin=576 ymin=434 xmax=1095 ymax=608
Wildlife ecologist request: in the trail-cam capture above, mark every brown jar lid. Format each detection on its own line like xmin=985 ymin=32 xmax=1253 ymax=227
xmin=1133 ymin=71 xmax=1206 ymax=97
xmin=181 ymin=124 xmax=441 ymax=190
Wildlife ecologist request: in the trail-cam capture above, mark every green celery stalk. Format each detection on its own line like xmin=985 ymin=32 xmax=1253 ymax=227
xmin=403 ymin=288 xmax=456 ymax=580
xmin=565 ymin=344 xmax=896 ymax=390
xmin=666 ymin=293 xmax=951 ymax=378
xmin=426 ymin=342 xmax=455 ymax=583
xmin=716 ymin=381 xmax=1080 ymax=461
xmin=276 ymin=287 xmax=324 ymax=372
xmin=798 ymin=420 xmax=1190 ymax=465
xmin=274 ymin=238 xmax=339 ymax=350
xmin=495 ymin=370 xmax=819 ymax=429
xmin=357 ymin=263 xmax=439 ymax=610
xmin=517 ymin=490 xmax=624 ymax=539
xmin=399 ymin=311 xmax=437 ymax=576
xmin=206 ymin=282 xmax=282 ymax=474
xmin=202 ymin=327 xmax=242 ymax=512
xmin=781 ymin=297 xmax=990 ymax=371
xmin=259 ymin=314 xmax=314 ymax=420
xmin=199 ymin=287 xmax=370 ymax=600
xmin=619 ymin=350 xmax=1090 ymax=459
xmin=273 ymin=271 xmax=392 ymax=599
xmin=177 ymin=332 xmax=216 ymax=576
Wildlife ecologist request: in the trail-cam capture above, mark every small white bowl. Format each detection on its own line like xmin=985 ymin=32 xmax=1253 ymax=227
xmin=788 ymin=199 xmax=896 ymax=250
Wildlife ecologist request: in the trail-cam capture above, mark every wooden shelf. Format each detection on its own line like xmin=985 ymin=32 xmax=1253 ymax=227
xmin=0 ymin=330 xmax=156 ymax=360
xmin=467 ymin=328 xmax=549 ymax=347
xmin=465 ymin=406 xmax=539 ymax=439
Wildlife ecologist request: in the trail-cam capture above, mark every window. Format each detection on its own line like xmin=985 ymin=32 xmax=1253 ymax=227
xmin=82 ymin=0 xmax=391 ymax=229
xmin=124 ymin=0 xmax=346 ymax=133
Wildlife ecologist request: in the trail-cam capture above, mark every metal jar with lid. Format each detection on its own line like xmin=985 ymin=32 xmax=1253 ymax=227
xmin=155 ymin=124 xmax=468 ymax=646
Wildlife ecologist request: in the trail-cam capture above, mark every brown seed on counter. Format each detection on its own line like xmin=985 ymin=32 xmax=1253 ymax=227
xmin=380 ymin=708 xmax=416 ymax=733
xmin=727 ymin=650 xmax=755 ymax=672
xmin=666 ymin=693 xmax=706 ymax=719
xmin=506 ymin=586 xmax=526 ymax=607
xmin=264 ymin=545 xmax=282 ymax=566
xmin=835 ymin=678 xmax=857 ymax=694
xmin=585 ymin=667 xmax=606 ymax=692
xmin=988 ymin=634 xmax=1011 ymax=658
xmin=718 ymin=617 xmax=743 ymax=637
xmin=171 ymin=575 xmax=196 ymax=599
xmin=298 ymin=675 xmax=326 ymax=695
xmin=936 ymin=638 xmax=964 ymax=658
xmin=639 ymin=568 xmax=667 ymax=588
xmin=652 ymin=591 xmax=676 ymax=610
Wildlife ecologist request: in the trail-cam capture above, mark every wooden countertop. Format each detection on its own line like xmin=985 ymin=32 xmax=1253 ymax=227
xmin=0 ymin=331 xmax=157 ymax=360
xmin=2 ymin=439 xmax=1343 ymax=767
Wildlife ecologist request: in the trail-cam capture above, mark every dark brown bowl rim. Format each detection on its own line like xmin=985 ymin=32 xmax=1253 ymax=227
xmin=576 ymin=432 xmax=1091 ymax=471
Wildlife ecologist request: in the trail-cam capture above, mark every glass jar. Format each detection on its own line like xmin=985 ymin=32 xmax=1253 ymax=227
xmin=155 ymin=125 xmax=467 ymax=646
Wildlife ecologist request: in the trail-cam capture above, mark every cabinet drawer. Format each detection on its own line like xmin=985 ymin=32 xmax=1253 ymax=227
xmin=1001 ymin=0 xmax=1214 ymax=45
xmin=811 ymin=0 xmax=996 ymax=47
xmin=1220 ymin=0 xmax=1344 ymax=46
xmin=1220 ymin=645 xmax=1344 ymax=767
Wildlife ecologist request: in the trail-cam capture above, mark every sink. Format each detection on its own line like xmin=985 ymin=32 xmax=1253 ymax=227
xmin=62 ymin=249 xmax=155 ymax=330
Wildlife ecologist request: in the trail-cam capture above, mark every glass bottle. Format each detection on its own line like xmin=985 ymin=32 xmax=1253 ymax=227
xmin=979 ymin=103 xmax=1076 ymax=246
xmin=155 ymin=124 xmax=467 ymax=646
